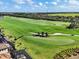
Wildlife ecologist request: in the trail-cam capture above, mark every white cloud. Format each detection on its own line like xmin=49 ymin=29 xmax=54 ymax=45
xmin=39 ymin=2 xmax=43 ymax=6
xmin=69 ymin=0 xmax=79 ymax=6
xmin=26 ymin=0 xmax=34 ymax=4
xmin=14 ymin=5 xmax=21 ymax=9
xmin=14 ymin=0 xmax=34 ymax=5
xmin=45 ymin=2 xmax=49 ymax=4
xmin=34 ymin=4 xmax=39 ymax=7
xmin=64 ymin=0 xmax=68 ymax=2
xmin=51 ymin=2 xmax=57 ymax=5
xmin=56 ymin=0 xmax=68 ymax=2
xmin=54 ymin=0 xmax=79 ymax=9
xmin=14 ymin=0 xmax=47 ymax=9
xmin=56 ymin=0 xmax=60 ymax=2
xmin=14 ymin=0 xmax=25 ymax=4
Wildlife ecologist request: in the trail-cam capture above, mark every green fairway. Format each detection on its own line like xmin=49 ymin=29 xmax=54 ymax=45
xmin=0 ymin=16 xmax=79 ymax=59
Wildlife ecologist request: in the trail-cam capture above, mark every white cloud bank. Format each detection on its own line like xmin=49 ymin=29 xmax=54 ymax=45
xmin=0 ymin=0 xmax=79 ymax=12
xmin=54 ymin=0 xmax=79 ymax=8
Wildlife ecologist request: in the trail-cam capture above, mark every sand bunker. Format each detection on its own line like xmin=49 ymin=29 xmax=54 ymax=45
xmin=52 ymin=33 xmax=71 ymax=36
xmin=52 ymin=33 xmax=79 ymax=36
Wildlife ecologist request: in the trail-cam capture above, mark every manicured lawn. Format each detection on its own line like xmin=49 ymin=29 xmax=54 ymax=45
xmin=0 ymin=16 xmax=79 ymax=59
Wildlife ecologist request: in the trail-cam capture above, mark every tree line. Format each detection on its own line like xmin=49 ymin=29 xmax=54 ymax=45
xmin=0 ymin=13 xmax=79 ymax=22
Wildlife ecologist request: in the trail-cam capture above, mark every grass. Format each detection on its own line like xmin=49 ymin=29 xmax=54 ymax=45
xmin=48 ymin=13 xmax=79 ymax=17
xmin=0 ymin=16 xmax=79 ymax=59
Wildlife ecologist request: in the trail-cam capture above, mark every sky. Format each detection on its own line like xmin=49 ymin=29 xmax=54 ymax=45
xmin=0 ymin=0 xmax=79 ymax=12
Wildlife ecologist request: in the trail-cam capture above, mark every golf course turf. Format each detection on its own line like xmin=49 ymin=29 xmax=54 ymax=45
xmin=0 ymin=16 xmax=79 ymax=59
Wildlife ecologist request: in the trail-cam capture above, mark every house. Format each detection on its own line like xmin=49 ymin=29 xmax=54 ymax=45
xmin=0 ymin=43 xmax=12 ymax=59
